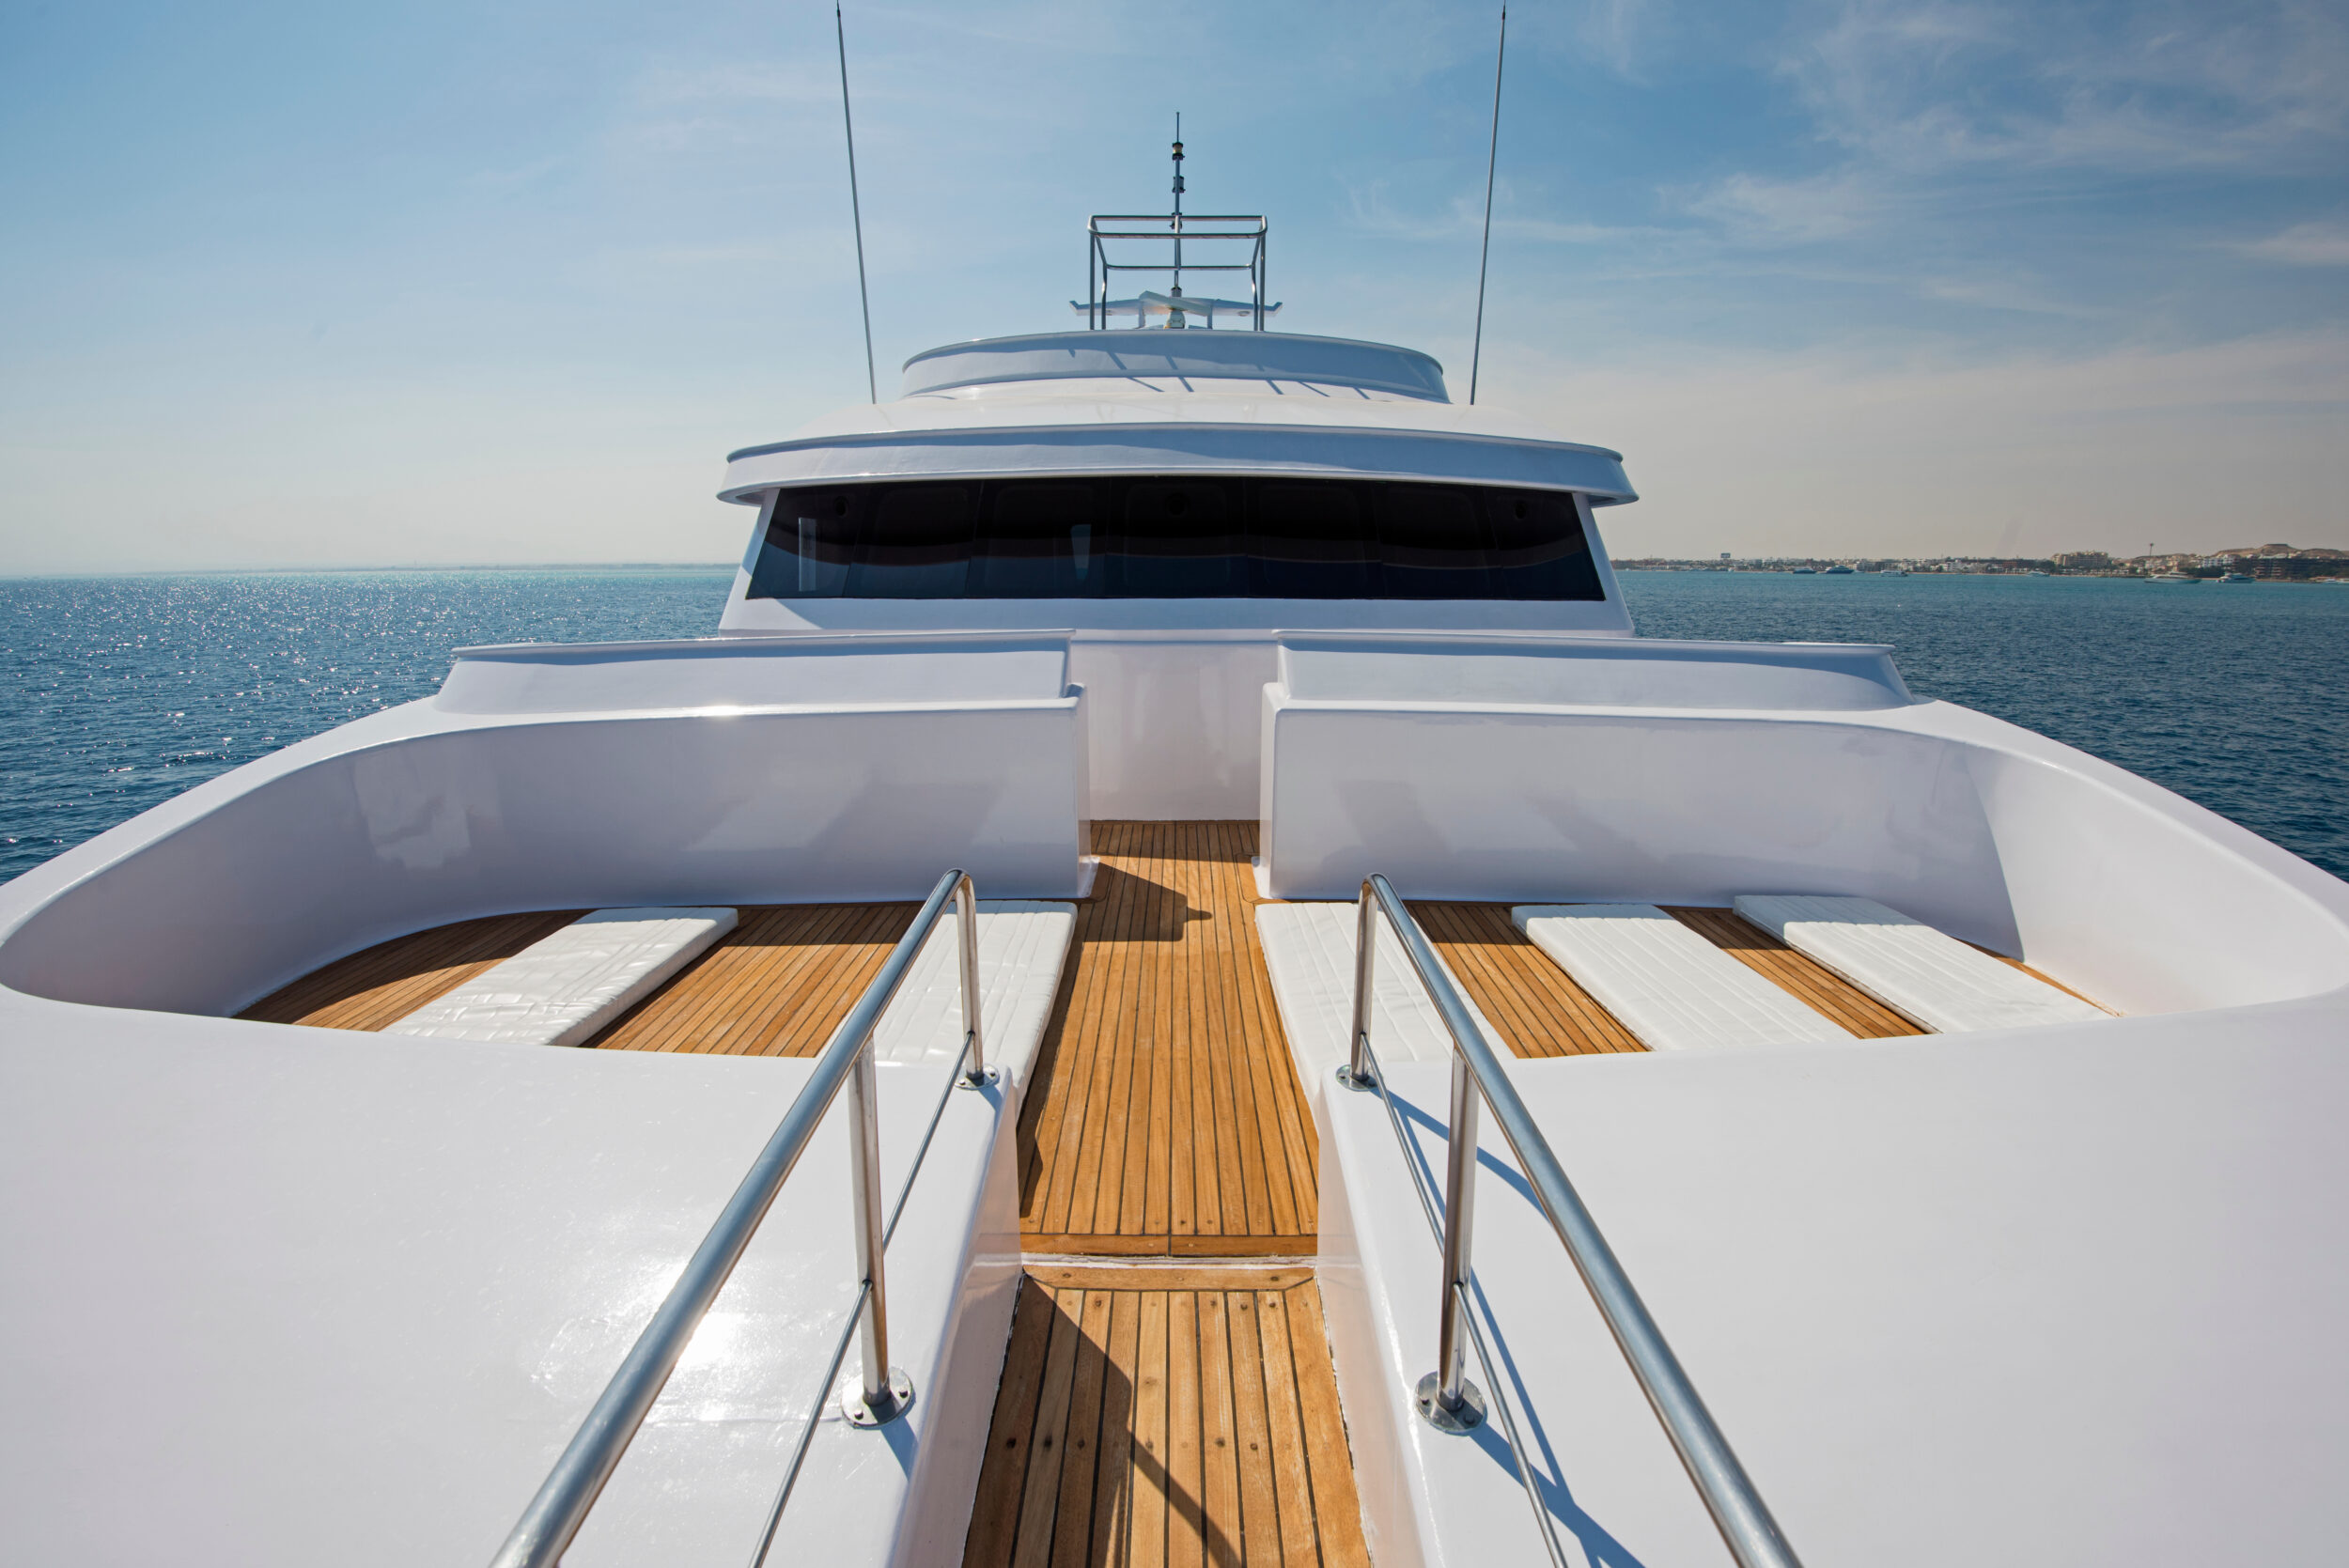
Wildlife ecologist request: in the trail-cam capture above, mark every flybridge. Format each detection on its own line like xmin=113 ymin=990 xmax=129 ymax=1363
xmin=1077 ymin=132 xmax=1281 ymax=330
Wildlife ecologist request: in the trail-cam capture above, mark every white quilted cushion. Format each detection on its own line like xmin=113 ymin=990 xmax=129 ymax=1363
xmin=1734 ymin=894 xmax=2109 ymax=1033
xmin=1512 ymin=904 xmax=1851 ymax=1051
xmin=386 ymin=908 xmax=737 ymax=1048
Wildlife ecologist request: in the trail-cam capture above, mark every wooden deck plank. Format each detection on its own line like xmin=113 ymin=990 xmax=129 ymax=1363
xmin=966 ymin=1276 xmax=1061 ymax=1568
xmin=1050 ymin=1288 xmax=1115 ymax=1568
xmin=1413 ymin=901 xmax=1646 ymax=1058
xmin=1221 ymin=825 xmax=1300 ymax=1237
xmin=1223 ymin=1290 xmax=1284 ymax=1565
xmin=1196 ymin=1290 xmax=1243 ymax=1567
xmin=1025 ymin=856 xmax=1117 ymax=1233
xmin=1013 ymin=1285 xmax=1088 ymax=1568
xmin=1175 ymin=830 xmax=1212 ymax=1240
xmin=1227 ymin=826 xmax=1320 ymax=1222
xmin=1128 ymin=1288 xmax=1170 ymax=1568
xmin=1058 ymin=837 xmax=1144 ymax=1236
xmin=1256 ymin=1286 xmax=1324 ymax=1568
xmin=1091 ymin=1289 xmax=1141 ymax=1568
xmin=1121 ymin=821 xmax=1172 ymax=1236
xmin=1023 ymin=1263 xmax=1314 ymax=1293
xmin=1422 ymin=901 xmax=1577 ymax=1057
xmin=1167 ymin=1290 xmax=1206 ymax=1568
xmin=1284 ymin=1282 xmax=1372 ymax=1567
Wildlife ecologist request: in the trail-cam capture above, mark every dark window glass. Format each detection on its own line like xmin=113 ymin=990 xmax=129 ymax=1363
xmin=742 ymin=476 xmax=1605 ymax=601
xmin=748 ymin=489 xmax=862 ymax=598
xmin=1250 ymin=483 xmax=1373 ymax=598
xmin=1484 ymin=489 xmax=1601 ymax=599
xmin=1109 ymin=479 xmax=1244 ymax=598
xmin=968 ymin=481 xmax=1103 ymax=598
xmin=1375 ymin=484 xmax=1492 ymax=599
xmin=847 ymin=484 xmax=975 ymax=598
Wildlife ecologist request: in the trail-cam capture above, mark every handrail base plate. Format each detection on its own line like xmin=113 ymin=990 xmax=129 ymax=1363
xmin=842 ymin=1367 xmax=917 ymax=1428
xmin=1415 ymin=1372 xmax=1486 ymax=1434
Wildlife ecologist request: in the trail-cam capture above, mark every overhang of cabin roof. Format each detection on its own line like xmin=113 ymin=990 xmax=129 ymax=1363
xmin=718 ymin=385 xmax=1637 ymax=506
xmin=901 ymin=330 xmax=1449 ymax=401
xmin=718 ymin=418 xmax=1636 ymax=506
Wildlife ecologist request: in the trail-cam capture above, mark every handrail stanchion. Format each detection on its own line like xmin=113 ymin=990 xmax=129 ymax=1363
xmin=1345 ymin=885 xmax=1378 ymax=1089
xmin=1424 ymin=1048 xmax=1486 ymax=1426
xmin=490 ymin=867 xmax=982 ymax=1568
xmin=841 ymin=1038 xmax=910 ymax=1424
xmin=1349 ymin=872 xmax=1804 ymax=1568
xmin=956 ymin=873 xmax=990 ymax=1087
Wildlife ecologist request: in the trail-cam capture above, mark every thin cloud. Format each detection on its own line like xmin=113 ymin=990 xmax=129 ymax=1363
xmin=1782 ymin=0 xmax=2349 ymax=175
xmin=1679 ymin=170 xmax=1877 ymax=245
xmin=2230 ymin=222 xmax=2349 ymax=266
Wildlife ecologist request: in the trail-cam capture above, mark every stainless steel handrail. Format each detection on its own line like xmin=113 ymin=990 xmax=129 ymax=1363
xmin=1344 ymin=874 xmax=1804 ymax=1568
xmin=489 ymin=869 xmax=989 ymax=1568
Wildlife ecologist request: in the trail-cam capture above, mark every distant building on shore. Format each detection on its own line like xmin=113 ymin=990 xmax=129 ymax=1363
xmin=2212 ymin=543 xmax=2349 ymax=581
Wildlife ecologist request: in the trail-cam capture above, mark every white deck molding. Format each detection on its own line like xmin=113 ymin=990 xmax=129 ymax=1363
xmin=866 ymin=903 xmax=1077 ymax=1082
xmin=1255 ymin=902 xmax=1512 ymax=1093
xmin=1512 ymin=905 xmax=1852 ymax=1052
xmin=386 ymin=908 xmax=739 ymax=1048
xmin=1734 ymin=894 xmax=2111 ymax=1033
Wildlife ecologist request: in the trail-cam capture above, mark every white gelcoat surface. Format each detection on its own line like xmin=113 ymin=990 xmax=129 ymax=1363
xmin=1252 ymin=902 xmax=1511 ymax=1092
xmin=0 ymin=1012 xmax=1024 ymax=1568
xmin=1277 ymin=633 xmax=1911 ymax=711
xmin=715 ymin=381 xmax=1638 ymax=508
xmin=1315 ymin=1008 xmax=2349 ymax=1568
xmin=0 ymin=694 xmax=1088 ymax=1020
xmin=1069 ymin=634 xmax=1277 ymax=818
xmin=1735 ymin=893 xmax=2113 ymax=1032
xmin=1513 ymin=904 xmax=1852 ymax=1050
xmin=897 ymin=331 xmax=1453 ymax=400
xmin=436 ymin=632 xmax=1073 ymax=716
xmin=1258 ymin=688 xmax=2349 ymax=1017
xmin=386 ymin=907 xmax=738 ymax=1048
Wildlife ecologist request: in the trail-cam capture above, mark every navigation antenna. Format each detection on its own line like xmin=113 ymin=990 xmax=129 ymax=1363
xmin=1077 ymin=132 xmax=1279 ymax=330
xmin=834 ymin=4 xmax=877 ymax=402
xmin=1469 ymin=7 xmax=1507 ymax=404
xmin=1171 ymin=115 xmax=1185 ymax=310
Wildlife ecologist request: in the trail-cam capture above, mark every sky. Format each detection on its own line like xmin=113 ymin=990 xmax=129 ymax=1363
xmin=2 ymin=0 xmax=2345 ymax=572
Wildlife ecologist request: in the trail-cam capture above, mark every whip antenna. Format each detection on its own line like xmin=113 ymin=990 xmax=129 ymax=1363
xmin=1469 ymin=7 xmax=1506 ymax=404
xmin=834 ymin=4 xmax=877 ymax=402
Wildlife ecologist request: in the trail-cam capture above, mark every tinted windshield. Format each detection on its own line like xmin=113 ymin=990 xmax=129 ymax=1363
xmin=748 ymin=475 xmax=1604 ymax=601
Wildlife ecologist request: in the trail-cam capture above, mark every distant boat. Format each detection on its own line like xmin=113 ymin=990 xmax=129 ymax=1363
xmin=2028 ymin=569 xmax=2050 ymax=577
xmin=2220 ymin=572 xmax=2253 ymax=582
xmin=1824 ymin=565 xmax=1854 ymax=575
xmin=1792 ymin=567 xmax=1818 ymax=575
xmin=2151 ymin=571 xmax=2200 ymax=582
xmin=1881 ymin=567 xmax=1908 ymax=576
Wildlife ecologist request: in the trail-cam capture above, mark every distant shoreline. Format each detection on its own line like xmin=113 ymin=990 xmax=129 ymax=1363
xmin=0 ymin=563 xmax=737 ymax=582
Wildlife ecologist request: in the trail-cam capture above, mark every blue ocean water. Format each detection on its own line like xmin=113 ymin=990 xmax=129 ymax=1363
xmin=0 ymin=570 xmax=735 ymax=884
xmin=1 ymin=568 xmax=2343 ymax=884
xmin=1617 ymin=570 xmax=2349 ymax=880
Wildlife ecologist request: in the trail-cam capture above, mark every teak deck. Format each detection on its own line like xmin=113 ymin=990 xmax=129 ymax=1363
xmin=1017 ymin=823 xmax=1316 ymax=1258
xmin=964 ymin=1264 xmax=1369 ymax=1568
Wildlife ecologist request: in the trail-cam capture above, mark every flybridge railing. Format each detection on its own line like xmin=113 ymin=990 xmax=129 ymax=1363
xmin=1341 ymin=874 xmax=1805 ymax=1568
xmin=1080 ymin=212 xmax=1275 ymax=330
xmin=489 ymin=870 xmax=994 ymax=1568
